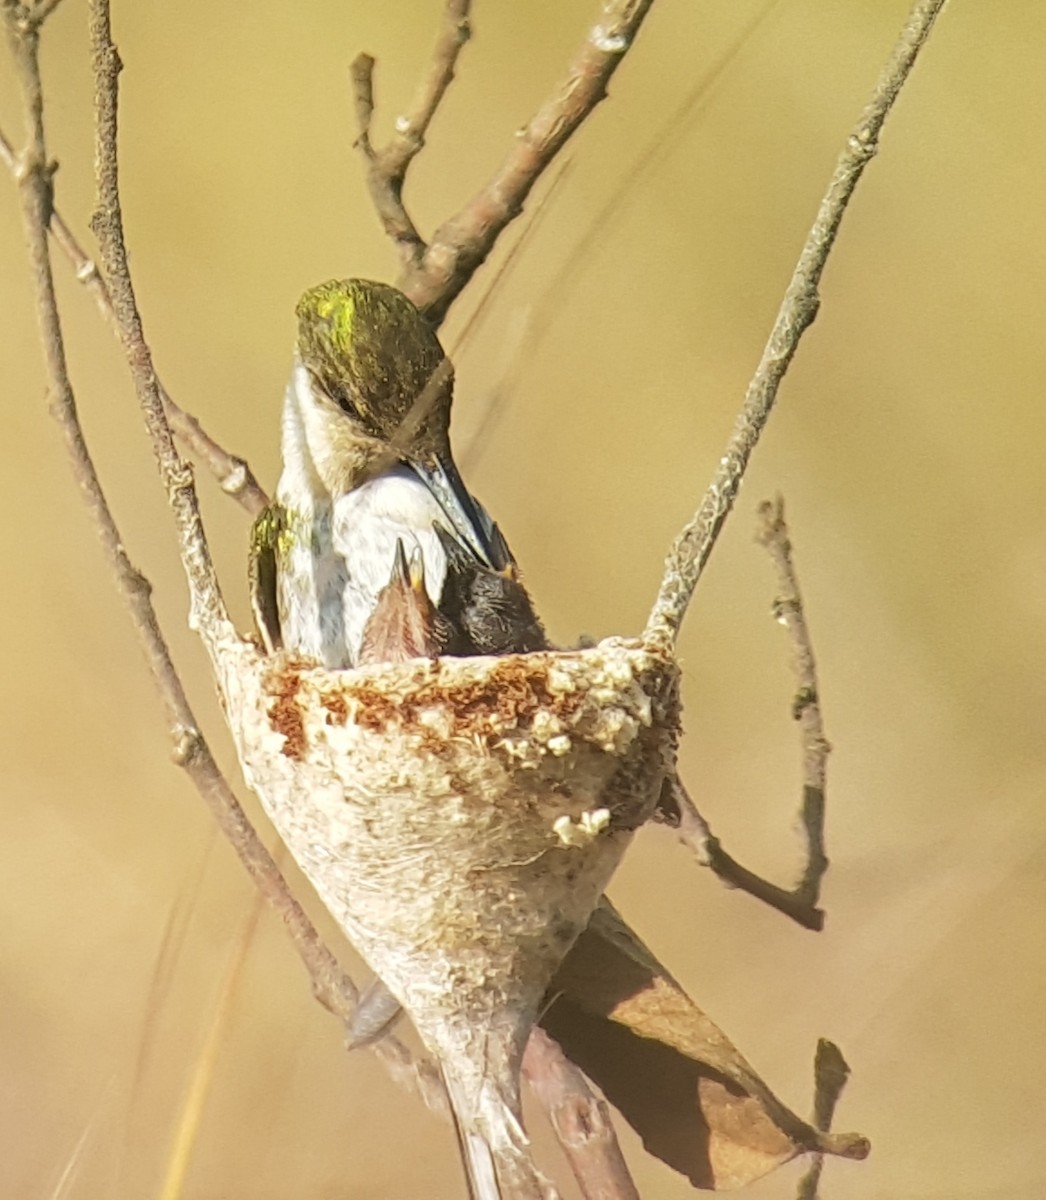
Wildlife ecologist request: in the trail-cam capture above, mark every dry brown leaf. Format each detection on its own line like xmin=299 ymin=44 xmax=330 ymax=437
xmin=542 ymin=901 xmax=869 ymax=1190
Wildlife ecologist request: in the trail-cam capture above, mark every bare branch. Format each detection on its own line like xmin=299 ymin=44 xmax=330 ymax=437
xmin=382 ymin=0 xmax=471 ymax=178
xmin=350 ymin=53 xmax=426 ymax=268
xmin=350 ymin=0 xmax=471 ymax=273
xmin=0 ymin=124 xmax=269 ymax=516
xmin=354 ymin=0 xmax=657 ymax=325
xmin=644 ymin=0 xmax=948 ymax=650
xmin=797 ymin=1040 xmax=853 ymax=1200
xmin=523 ymin=1028 xmax=640 ymax=1200
xmin=88 ymin=0 xmax=229 ymax=641
xmin=757 ymin=496 xmax=830 ymax=907
xmin=672 ymin=498 xmax=830 ymax=932
xmin=675 ymin=781 xmax=825 ymax=932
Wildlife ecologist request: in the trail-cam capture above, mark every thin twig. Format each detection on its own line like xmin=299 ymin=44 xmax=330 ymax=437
xmin=89 ymin=0 xmax=228 ymax=641
xmin=757 ymin=496 xmax=830 ymax=907
xmin=0 ymin=124 xmax=269 ymax=516
xmin=797 ymin=1040 xmax=852 ymax=1200
xmin=673 ymin=498 xmax=830 ymax=932
xmin=459 ymin=0 xmax=784 ymax=470
xmin=362 ymin=0 xmax=656 ymax=325
xmin=675 ymin=781 xmax=825 ymax=931
xmin=350 ymin=54 xmax=424 ymax=269
xmin=523 ymin=1028 xmax=640 ymax=1200
xmin=379 ymin=0 xmax=471 ymax=179
xmin=644 ymin=0 xmax=948 ymax=651
xmin=350 ymin=0 xmax=471 ymax=273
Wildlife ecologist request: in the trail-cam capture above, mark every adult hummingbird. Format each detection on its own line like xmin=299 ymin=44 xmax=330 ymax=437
xmin=249 ymin=278 xmax=543 ymax=669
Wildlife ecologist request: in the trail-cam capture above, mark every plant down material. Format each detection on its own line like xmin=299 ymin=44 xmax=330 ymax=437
xmin=221 ymin=633 xmax=678 ymax=1195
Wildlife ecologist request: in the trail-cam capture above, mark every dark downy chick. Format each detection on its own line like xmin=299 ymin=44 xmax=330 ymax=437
xmin=434 ymin=521 xmax=548 ymax=656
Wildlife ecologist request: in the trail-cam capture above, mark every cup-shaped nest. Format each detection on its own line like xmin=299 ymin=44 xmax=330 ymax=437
xmin=220 ymin=635 xmax=680 ymax=1056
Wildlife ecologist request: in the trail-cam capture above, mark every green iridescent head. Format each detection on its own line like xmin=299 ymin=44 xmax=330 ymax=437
xmin=296 ymin=279 xmax=451 ymax=450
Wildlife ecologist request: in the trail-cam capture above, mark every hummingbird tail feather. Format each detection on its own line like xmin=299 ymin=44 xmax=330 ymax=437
xmin=440 ymin=1062 xmax=559 ymax=1200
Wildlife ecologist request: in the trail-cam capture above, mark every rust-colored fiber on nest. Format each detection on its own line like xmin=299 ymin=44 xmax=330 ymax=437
xmin=321 ymin=690 xmax=349 ymax=726
xmin=267 ymin=667 xmax=306 ymax=759
xmin=334 ymin=653 xmax=587 ymax=740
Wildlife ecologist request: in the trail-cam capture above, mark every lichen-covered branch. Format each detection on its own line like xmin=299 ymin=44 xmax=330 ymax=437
xmin=644 ymin=0 xmax=948 ymax=650
xmin=88 ymin=0 xmax=229 ymax=642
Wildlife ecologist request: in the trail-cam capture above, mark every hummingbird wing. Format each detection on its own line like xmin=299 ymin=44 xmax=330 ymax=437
xmin=248 ymin=504 xmax=285 ymax=654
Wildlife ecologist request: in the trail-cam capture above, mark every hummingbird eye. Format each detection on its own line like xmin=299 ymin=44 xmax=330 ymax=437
xmin=316 ymin=373 xmax=361 ymax=421
xmin=332 ymin=386 xmax=360 ymax=419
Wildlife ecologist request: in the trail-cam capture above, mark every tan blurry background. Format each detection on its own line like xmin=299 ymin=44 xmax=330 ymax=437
xmin=3 ymin=1 xmax=1045 ymax=1197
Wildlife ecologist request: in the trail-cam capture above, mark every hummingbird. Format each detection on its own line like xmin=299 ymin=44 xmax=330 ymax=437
xmin=434 ymin=522 xmax=547 ymax=657
xmin=249 ymin=278 xmax=542 ymax=670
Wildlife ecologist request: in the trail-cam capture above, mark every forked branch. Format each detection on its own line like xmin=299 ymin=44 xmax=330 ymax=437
xmin=674 ymin=498 xmax=831 ymax=932
xmin=350 ymin=0 xmax=471 ymax=272
xmin=0 ymin=124 xmax=269 ymax=516
xmin=353 ymin=0 xmax=657 ymax=325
